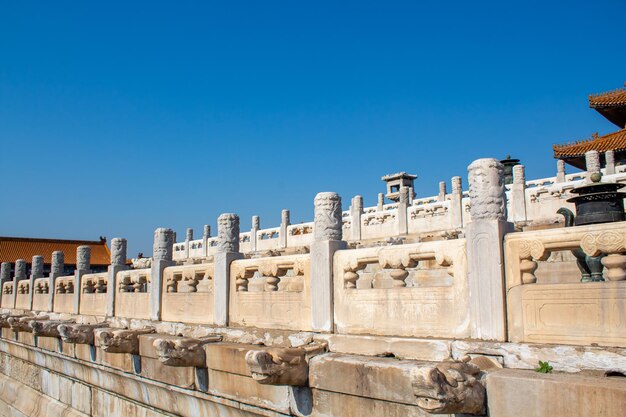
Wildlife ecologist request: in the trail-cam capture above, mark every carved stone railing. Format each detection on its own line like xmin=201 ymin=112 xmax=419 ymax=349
xmin=1 ymin=282 xmax=13 ymax=308
xmin=53 ymin=276 xmax=75 ymax=314
xmin=161 ymin=263 xmax=214 ymax=324
xmin=334 ymin=239 xmax=469 ymax=339
xmin=32 ymin=278 xmax=50 ymax=312
xmin=79 ymin=272 xmax=108 ymax=316
xmin=14 ymin=281 xmax=30 ymax=310
xmin=114 ymin=269 xmax=151 ymax=319
xmin=230 ymin=254 xmax=311 ymax=330
xmin=505 ymin=221 xmax=626 ymax=346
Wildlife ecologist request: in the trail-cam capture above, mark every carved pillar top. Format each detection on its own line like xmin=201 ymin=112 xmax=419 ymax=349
xmin=15 ymin=259 xmax=26 ymax=279
xmin=203 ymin=225 xmax=211 ymax=239
xmin=110 ymin=238 xmax=127 ymax=267
xmin=186 ymin=228 xmax=194 ymax=241
xmin=513 ymin=164 xmax=525 ymax=185
xmin=76 ymin=246 xmax=91 ymax=271
xmin=31 ymin=256 xmax=44 ymax=278
xmin=557 ymin=159 xmax=565 ymax=174
xmin=252 ymin=215 xmax=260 ymax=230
xmin=153 ymin=228 xmax=175 ymax=261
xmin=314 ymin=192 xmax=342 ymax=241
xmin=281 ymin=209 xmax=290 ymax=225
xmin=468 ymin=158 xmax=507 ymax=221
xmin=377 ymin=193 xmax=385 ymax=210
xmin=217 ymin=213 xmax=240 ymax=253
xmin=51 ymin=251 xmax=64 ymax=275
xmin=399 ymin=186 xmax=410 ymax=205
xmin=452 ymin=176 xmax=462 ymax=194
xmin=439 ymin=181 xmax=447 ymax=195
xmin=585 ymin=150 xmax=600 ymax=173
xmin=0 ymin=262 xmax=10 ymax=282
xmin=352 ymin=195 xmax=363 ymax=212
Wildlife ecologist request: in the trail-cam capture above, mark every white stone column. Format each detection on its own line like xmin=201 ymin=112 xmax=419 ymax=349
xmin=438 ymin=181 xmax=447 ymax=202
xmin=585 ymin=150 xmax=601 ymax=179
xmin=73 ymin=246 xmax=91 ymax=314
xmin=48 ymin=251 xmax=64 ymax=312
xmin=28 ymin=255 xmax=44 ymax=310
xmin=185 ymin=228 xmax=193 ymax=259
xmin=450 ymin=176 xmax=463 ymax=229
xmin=11 ymin=259 xmax=26 ymax=308
xmin=606 ymin=150 xmax=616 ymax=175
xmin=280 ymin=210 xmax=290 ymax=249
xmin=150 ymin=228 xmax=175 ymax=321
xmin=0 ymin=262 xmax=10 ymax=284
xmin=510 ymin=165 xmax=527 ymax=223
xmin=377 ymin=193 xmax=384 ymax=211
xmin=466 ymin=158 xmax=511 ymax=341
xmin=203 ymin=225 xmax=211 ymax=257
xmin=214 ymin=213 xmax=242 ymax=326
xmin=251 ymin=216 xmax=260 ymax=252
xmin=310 ymin=192 xmax=345 ymax=332
xmin=396 ymin=186 xmax=409 ymax=235
xmin=350 ymin=195 xmax=363 ymax=241
xmin=106 ymin=238 xmax=128 ymax=317
xmin=556 ymin=159 xmax=566 ymax=183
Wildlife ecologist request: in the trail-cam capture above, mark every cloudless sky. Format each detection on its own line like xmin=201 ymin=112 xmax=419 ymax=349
xmin=1 ymin=1 xmax=625 ymax=257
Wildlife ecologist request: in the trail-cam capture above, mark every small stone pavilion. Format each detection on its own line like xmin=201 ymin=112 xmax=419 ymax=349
xmin=554 ymin=83 xmax=626 ymax=169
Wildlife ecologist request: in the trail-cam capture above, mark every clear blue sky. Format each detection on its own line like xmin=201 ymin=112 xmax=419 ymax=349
xmin=1 ymin=1 xmax=625 ymax=257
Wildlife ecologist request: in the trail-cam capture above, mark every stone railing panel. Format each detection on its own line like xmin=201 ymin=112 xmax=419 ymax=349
xmin=256 ymin=227 xmax=281 ymax=251
xmin=53 ymin=276 xmax=75 ymax=314
xmin=334 ymin=239 xmax=470 ymax=338
xmin=286 ymin=223 xmax=314 ymax=248
xmin=1 ymin=282 xmax=13 ymax=308
xmin=79 ymin=272 xmax=108 ymax=316
xmin=360 ymin=211 xmax=397 ymax=240
xmin=229 ymin=254 xmax=311 ymax=330
xmin=14 ymin=280 xmax=30 ymax=310
xmin=31 ymin=278 xmax=50 ymax=312
xmin=161 ymin=263 xmax=214 ymax=324
xmin=505 ymin=221 xmax=626 ymax=347
xmin=114 ymin=269 xmax=151 ymax=319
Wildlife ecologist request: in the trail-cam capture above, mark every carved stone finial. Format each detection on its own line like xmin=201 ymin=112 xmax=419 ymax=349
xmin=399 ymin=186 xmax=410 ymax=205
xmin=314 ymin=192 xmax=342 ymax=241
xmin=51 ymin=251 xmax=64 ymax=275
xmin=513 ymin=164 xmax=525 ymax=185
xmin=585 ymin=150 xmax=600 ymax=174
xmin=411 ymin=358 xmax=486 ymax=415
xmin=281 ymin=209 xmax=290 ymax=225
xmin=76 ymin=246 xmax=91 ymax=271
xmin=110 ymin=238 xmax=127 ymax=266
xmin=439 ymin=181 xmax=447 ymax=196
xmin=252 ymin=216 xmax=260 ymax=230
xmin=153 ymin=336 xmax=221 ymax=367
xmin=15 ymin=259 xmax=27 ymax=279
xmin=153 ymin=228 xmax=175 ymax=261
xmin=557 ymin=159 xmax=565 ymax=174
xmin=217 ymin=213 xmax=240 ymax=253
xmin=245 ymin=344 xmax=326 ymax=386
xmin=451 ymin=176 xmax=462 ymax=193
xmin=1 ymin=262 xmax=11 ymax=283
xmin=377 ymin=193 xmax=385 ymax=210
xmin=58 ymin=322 xmax=109 ymax=344
xmin=467 ymin=158 xmax=507 ymax=221
xmin=31 ymin=256 xmax=44 ymax=278
xmin=352 ymin=195 xmax=363 ymax=211
xmin=30 ymin=319 xmax=75 ymax=337
xmin=203 ymin=224 xmax=211 ymax=239
xmin=96 ymin=328 xmax=155 ymax=354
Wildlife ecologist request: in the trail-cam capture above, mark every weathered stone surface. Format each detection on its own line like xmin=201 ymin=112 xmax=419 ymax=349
xmin=76 ymin=246 xmax=91 ymax=271
xmin=151 ymin=334 xmax=221 ymax=367
xmin=31 ymin=256 xmax=44 ymax=278
xmin=110 ymin=238 xmax=127 ymax=266
xmin=311 ymin=388 xmax=429 ymax=417
xmin=314 ymin=192 xmax=342 ymax=241
xmin=153 ymin=228 xmax=175 ymax=262
xmin=96 ymin=327 xmax=155 ymax=354
xmin=468 ymin=158 xmax=506 ymax=221
xmin=59 ymin=322 xmax=109 ymax=344
xmin=8 ymin=315 xmax=49 ymax=333
xmin=487 ymin=369 xmax=626 ymax=417
xmin=29 ymin=319 xmax=75 ymax=337
xmin=51 ymin=251 xmax=64 ymax=275
xmin=245 ymin=344 xmax=326 ymax=386
xmin=218 ymin=214 xmax=240 ymax=253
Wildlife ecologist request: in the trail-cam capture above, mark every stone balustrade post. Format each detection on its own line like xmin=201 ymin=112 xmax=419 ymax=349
xmin=150 ymin=228 xmax=175 ymax=321
xmin=280 ymin=210 xmax=290 ymax=249
xmin=510 ymin=164 xmax=527 ymax=223
xmin=106 ymin=238 xmax=129 ymax=317
xmin=311 ymin=192 xmax=346 ymax=331
xmin=48 ymin=251 xmax=64 ymax=312
xmin=350 ymin=195 xmax=363 ymax=241
xmin=605 ymin=150 xmax=616 ymax=175
xmin=466 ymin=158 xmax=512 ymax=341
xmin=28 ymin=255 xmax=44 ymax=310
xmin=396 ymin=186 xmax=409 ymax=235
xmin=203 ymin=225 xmax=211 ymax=257
xmin=450 ymin=176 xmax=464 ymax=228
xmin=185 ymin=228 xmax=193 ymax=259
xmin=251 ymin=216 xmax=260 ymax=252
xmin=214 ymin=214 xmax=242 ymax=326
xmin=0 ymin=262 xmax=10 ymax=284
xmin=556 ymin=159 xmax=566 ymax=183
xmin=408 ymin=186 xmax=415 ymax=205
xmin=585 ymin=150 xmax=600 ymax=179
xmin=377 ymin=193 xmax=384 ymax=211
xmin=438 ymin=181 xmax=447 ymax=202
xmin=11 ymin=259 xmax=26 ymax=308
xmin=74 ymin=246 xmax=91 ymax=314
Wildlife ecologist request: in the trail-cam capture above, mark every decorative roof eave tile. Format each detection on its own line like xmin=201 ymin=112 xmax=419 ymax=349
xmin=588 ymin=87 xmax=626 ymax=108
xmin=553 ymin=129 xmax=626 ymax=158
